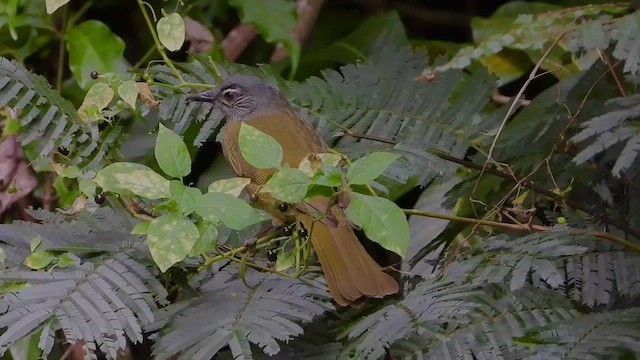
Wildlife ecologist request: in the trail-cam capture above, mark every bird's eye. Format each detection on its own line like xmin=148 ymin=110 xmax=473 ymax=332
xmin=221 ymin=88 xmax=239 ymax=102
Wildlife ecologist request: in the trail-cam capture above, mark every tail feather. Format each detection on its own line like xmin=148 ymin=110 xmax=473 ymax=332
xmin=300 ymin=206 xmax=399 ymax=306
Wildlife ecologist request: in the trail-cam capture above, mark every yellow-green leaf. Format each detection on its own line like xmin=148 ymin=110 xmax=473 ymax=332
xmin=155 ymin=123 xmax=191 ymax=178
xmin=195 ymin=192 xmax=270 ymax=230
xmin=131 ymin=221 xmax=150 ymax=235
xmin=95 ymin=162 xmax=170 ymax=199
xmin=238 ymin=123 xmax=283 ymax=170
xmin=147 ymin=213 xmax=199 ymax=272
xmin=262 ymin=168 xmax=310 ymax=203
xmin=78 ymin=82 xmax=114 ymax=121
xmin=46 ymin=0 xmax=70 ymax=14
xmin=170 ymin=181 xmax=202 ymax=215
xmin=157 ymin=13 xmax=185 ymax=52
xmin=117 ymin=80 xmax=139 ymax=108
xmin=25 ymin=251 xmax=55 ymax=269
xmin=207 ymin=177 xmax=251 ymax=197
xmin=346 ymin=193 xmax=409 ymax=258
xmin=189 ymin=221 xmax=218 ymax=257
xmin=347 ymin=152 xmax=400 ymax=185
xmin=298 ymin=153 xmax=341 ymax=177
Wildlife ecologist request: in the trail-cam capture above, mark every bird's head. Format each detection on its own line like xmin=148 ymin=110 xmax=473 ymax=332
xmin=187 ymin=75 xmax=286 ymax=121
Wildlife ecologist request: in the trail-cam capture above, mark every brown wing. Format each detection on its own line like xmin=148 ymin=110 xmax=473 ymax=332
xmin=222 ymin=110 xmax=328 ymax=184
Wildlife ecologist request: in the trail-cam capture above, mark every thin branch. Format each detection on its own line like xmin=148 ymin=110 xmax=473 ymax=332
xmin=431 ymin=150 xmax=640 ymax=241
xmin=597 ymin=48 xmax=627 ymax=97
xmin=404 ymin=208 xmax=640 ymax=252
xmin=222 ymin=23 xmax=257 ymax=61
xmin=271 ymin=0 xmax=326 ymax=62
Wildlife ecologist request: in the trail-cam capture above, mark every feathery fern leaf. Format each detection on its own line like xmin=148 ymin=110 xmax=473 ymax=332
xmin=0 ymin=57 xmax=122 ymax=170
xmin=521 ymin=307 xmax=640 ymax=359
xmin=571 ymin=94 xmax=640 ymax=176
xmin=153 ymin=265 xmax=333 ymax=360
xmin=0 ymin=253 xmax=161 ymax=359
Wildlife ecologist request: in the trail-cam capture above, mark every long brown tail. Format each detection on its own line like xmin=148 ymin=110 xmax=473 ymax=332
xmin=299 ymin=206 xmax=399 ymax=306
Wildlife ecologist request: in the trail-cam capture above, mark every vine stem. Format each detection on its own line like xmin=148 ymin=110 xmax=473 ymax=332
xmin=136 ymin=0 xmax=185 ymax=83
xmin=197 ymin=232 xmax=281 ymax=272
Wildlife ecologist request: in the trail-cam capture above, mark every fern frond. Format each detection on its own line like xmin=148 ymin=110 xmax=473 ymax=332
xmin=153 ymin=266 xmax=332 ymax=360
xmin=0 ymin=253 xmax=161 ymax=359
xmin=521 ymin=308 xmax=640 ymax=359
xmin=436 ymin=5 xmax=640 ymax=77
xmin=0 ymin=57 xmax=121 ymax=170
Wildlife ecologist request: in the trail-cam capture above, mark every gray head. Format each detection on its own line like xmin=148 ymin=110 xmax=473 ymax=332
xmin=187 ymin=75 xmax=287 ymax=121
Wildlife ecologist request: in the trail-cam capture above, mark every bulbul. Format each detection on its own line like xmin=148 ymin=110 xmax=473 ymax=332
xmin=188 ymin=75 xmax=398 ymax=306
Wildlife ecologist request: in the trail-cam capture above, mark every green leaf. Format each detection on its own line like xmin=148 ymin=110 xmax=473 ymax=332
xmin=311 ymin=165 xmax=343 ymax=187
xmin=170 ymin=181 xmax=202 ymax=216
xmin=298 ymin=153 xmax=342 ymax=177
xmin=155 ymin=123 xmax=191 ymax=178
xmin=117 ymin=80 xmax=139 ymax=108
xmin=25 ymin=251 xmax=55 ymax=269
xmin=95 ymin=162 xmax=170 ymax=199
xmin=275 ymin=252 xmax=294 ymax=271
xmin=189 ymin=221 xmax=218 ymax=256
xmin=346 ymin=193 xmax=409 ymax=258
xmin=56 ymin=253 xmax=80 ymax=268
xmin=347 ymin=152 xmax=401 ymax=185
xmin=147 ymin=213 xmax=199 ymax=272
xmin=65 ymin=20 xmax=125 ymax=89
xmin=131 ymin=221 xmax=150 ymax=235
xmin=229 ymin=0 xmax=300 ymax=74
xmin=207 ymin=177 xmax=251 ymax=197
xmin=78 ymin=82 xmax=114 ymax=121
xmin=195 ymin=192 xmax=270 ymax=230
xmin=157 ymin=13 xmax=185 ymax=52
xmin=238 ymin=123 xmax=283 ymax=170
xmin=78 ymin=178 xmax=97 ymax=198
xmin=30 ymin=236 xmax=42 ymax=252
xmin=262 ymin=168 xmax=310 ymax=203
xmin=46 ymin=0 xmax=70 ymax=14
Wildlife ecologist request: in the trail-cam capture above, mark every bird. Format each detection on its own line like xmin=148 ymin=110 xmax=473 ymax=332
xmin=187 ymin=74 xmax=399 ymax=306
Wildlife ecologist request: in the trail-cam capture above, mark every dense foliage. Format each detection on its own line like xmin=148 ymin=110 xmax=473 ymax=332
xmin=1 ymin=0 xmax=640 ymax=359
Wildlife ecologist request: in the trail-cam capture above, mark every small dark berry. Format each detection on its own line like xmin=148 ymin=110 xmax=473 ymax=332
xmin=90 ymin=71 xmax=99 ymax=79
xmin=248 ymin=192 xmax=259 ymax=203
xmin=94 ymin=194 xmax=106 ymax=204
xmin=298 ymin=227 xmax=308 ymax=238
xmin=278 ymin=202 xmax=288 ymax=212
xmin=58 ymin=147 xmax=70 ymax=156
xmin=282 ymin=225 xmax=293 ymax=236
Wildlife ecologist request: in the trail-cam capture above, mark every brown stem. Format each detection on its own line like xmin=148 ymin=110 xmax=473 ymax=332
xmin=270 ymin=0 xmax=326 ymax=62
xmin=597 ymin=48 xmax=627 ymax=97
xmin=221 ymin=23 xmax=257 ymax=61
xmin=43 ymin=172 xmax=55 ymax=211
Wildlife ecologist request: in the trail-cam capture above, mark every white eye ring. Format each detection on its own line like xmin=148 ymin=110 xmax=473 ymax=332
xmin=221 ymin=88 xmax=239 ymax=102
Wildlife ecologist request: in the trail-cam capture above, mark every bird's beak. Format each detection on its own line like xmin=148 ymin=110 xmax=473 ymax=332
xmin=187 ymin=89 xmax=218 ymax=103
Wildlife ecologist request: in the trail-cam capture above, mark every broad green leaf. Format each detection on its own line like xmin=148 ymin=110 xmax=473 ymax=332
xmin=78 ymin=179 xmax=97 ymax=197
xmin=46 ymin=0 xmax=70 ymax=14
xmin=78 ymin=82 xmax=114 ymax=121
xmin=117 ymin=80 xmax=139 ymax=108
xmin=347 ymin=152 xmax=401 ymax=185
xmin=298 ymin=153 xmax=341 ymax=177
xmin=30 ymin=236 xmax=42 ymax=252
xmin=170 ymin=181 xmax=202 ymax=216
xmin=56 ymin=253 xmax=80 ymax=268
xmin=25 ymin=251 xmax=55 ymax=269
xmin=275 ymin=252 xmax=294 ymax=271
xmin=346 ymin=193 xmax=409 ymax=258
xmin=195 ymin=192 xmax=270 ymax=230
xmin=147 ymin=213 xmax=199 ymax=272
xmin=51 ymin=164 xmax=81 ymax=179
xmin=131 ymin=221 xmax=150 ymax=235
xmin=189 ymin=221 xmax=218 ymax=256
xmin=238 ymin=123 xmax=283 ymax=170
xmin=311 ymin=165 xmax=343 ymax=187
xmin=66 ymin=20 xmax=125 ymax=89
xmin=157 ymin=13 xmax=185 ymax=52
xmin=262 ymin=168 xmax=310 ymax=203
xmin=155 ymin=123 xmax=191 ymax=178
xmin=229 ymin=0 xmax=300 ymax=74
xmin=95 ymin=162 xmax=170 ymax=199
xmin=208 ymin=177 xmax=251 ymax=197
